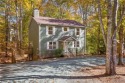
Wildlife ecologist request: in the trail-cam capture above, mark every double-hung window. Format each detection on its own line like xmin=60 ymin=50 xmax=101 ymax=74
xmin=48 ymin=26 xmax=53 ymax=35
xmin=46 ymin=26 xmax=55 ymax=35
xmin=75 ymin=28 xmax=80 ymax=36
xmin=74 ymin=41 xmax=80 ymax=47
xmin=62 ymin=27 xmax=69 ymax=32
xmin=47 ymin=42 xmax=57 ymax=50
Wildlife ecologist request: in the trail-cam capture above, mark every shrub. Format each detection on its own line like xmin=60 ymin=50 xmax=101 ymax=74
xmin=54 ymin=48 xmax=63 ymax=57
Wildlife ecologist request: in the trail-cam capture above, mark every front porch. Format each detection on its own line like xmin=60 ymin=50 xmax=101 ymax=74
xmin=58 ymin=36 xmax=78 ymax=57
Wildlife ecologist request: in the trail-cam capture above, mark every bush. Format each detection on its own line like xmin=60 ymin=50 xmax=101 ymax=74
xmin=54 ymin=48 xmax=63 ymax=57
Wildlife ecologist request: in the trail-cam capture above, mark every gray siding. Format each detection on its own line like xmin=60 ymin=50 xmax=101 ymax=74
xmin=39 ymin=25 xmax=85 ymax=56
xmin=29 ymin=19 xmax=39 ymax=55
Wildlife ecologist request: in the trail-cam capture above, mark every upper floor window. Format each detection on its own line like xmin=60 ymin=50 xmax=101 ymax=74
xmin=47 ymin=41 xmax=57 ymax=50
xmin=48 ymin=26 xmax=53 ymax=35
xmin=62 ymin=27 xmax=69 ymax=32
xmin=75 ymin=28 xmax=80 ymax=36
xmin=46 ymin=26 xmax=55 ymax=35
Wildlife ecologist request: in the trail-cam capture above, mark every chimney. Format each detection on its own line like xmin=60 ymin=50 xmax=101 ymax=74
xmin=33 ymin=8 xmax=39 ymax=18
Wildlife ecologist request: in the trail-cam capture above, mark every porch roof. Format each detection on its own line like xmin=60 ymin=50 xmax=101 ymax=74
xmin=58 ymin=36 xmax=76 ymax=41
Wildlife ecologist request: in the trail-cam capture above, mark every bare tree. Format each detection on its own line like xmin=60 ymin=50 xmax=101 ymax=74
xmin=5 ymin=0 xmax=10 ymax=57
xmin=19 ymin=1 xmax=23 ymax=49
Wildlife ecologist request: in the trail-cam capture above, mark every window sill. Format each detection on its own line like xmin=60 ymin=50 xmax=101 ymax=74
xmin=47 ymin=49 xmax=57 ymax=50
xmin=46 ymin=34 xmax=55 ymax=36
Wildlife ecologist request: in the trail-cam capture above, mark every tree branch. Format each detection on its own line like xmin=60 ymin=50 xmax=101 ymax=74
xmin=112 ymin=5 xmax=125 ymax=39
xmin=97 ymin=0 xmax=107 ymax=46
xmin=117 ymin=5 xmax=125 ymax=28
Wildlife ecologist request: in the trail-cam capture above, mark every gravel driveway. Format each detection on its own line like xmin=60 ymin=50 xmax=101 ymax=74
xmin=0 ymin=57 xmax=105 ymax=83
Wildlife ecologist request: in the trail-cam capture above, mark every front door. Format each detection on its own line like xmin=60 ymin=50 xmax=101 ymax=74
xmin=64 ymin=41 xmax=74 ymax=55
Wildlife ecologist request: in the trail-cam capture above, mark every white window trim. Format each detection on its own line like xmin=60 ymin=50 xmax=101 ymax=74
xmin=62 ymin=27 xmax=69 ymax=32
xmin=46 ymin=26 xmax=55 ymax=36
xmin=47 ymin=41 xmax=58 ymax=50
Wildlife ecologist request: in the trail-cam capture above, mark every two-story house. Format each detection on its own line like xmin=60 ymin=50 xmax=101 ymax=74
xmin=29 ymin=9 xmax=86 ymax=58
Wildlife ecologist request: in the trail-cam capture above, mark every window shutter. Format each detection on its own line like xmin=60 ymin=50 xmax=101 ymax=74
xmin=75 ymin=28 xmax=77 ymax=35
xmin=46 ymin=26 xmax=48 ymax=35
xmin=56 ymin=41 xmax=58 ymax=49
xmin=62 ymin=27 xmax=64 ymax=32
xmin=74 ymin=41 xmax=76 ymax=47
xmin=67 ymin=27 xmax=69 ymax=31
xmin=47 ymin=42 xmax=49 ymax=50
xmin=71 ymin=41 xmax=74 ymax=48
xmin=79 ymin=41 xmax=81 ymax=47
xmin=53 ymin=26 xmax=56 ymax=35
xmin=80 ymin=28 xmax=82 ymax=36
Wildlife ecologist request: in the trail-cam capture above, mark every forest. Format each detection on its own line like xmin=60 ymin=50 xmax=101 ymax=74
xmin=0 ymin=0 xmax=125 ymax=77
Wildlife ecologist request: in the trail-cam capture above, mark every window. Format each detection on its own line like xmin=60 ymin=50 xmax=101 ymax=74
xmin=76 ymin=28 xmax=80 ymax=35
xmin=49 ymin=42 xmax=53 ymax=49
xmin=48 ymin=42 xmax=57 ymax=50
xmin=48 ymin=26 xmax=53 ymax=35
xmin=74 ymin=41 xmax=80 ymax=47
xmin=62 ymin=27 xmax=69 ymax=32
xmin=46 ymin=26 xmax=55 ymax=35
xmin=64 ymin=27 xmax=68 ymax=31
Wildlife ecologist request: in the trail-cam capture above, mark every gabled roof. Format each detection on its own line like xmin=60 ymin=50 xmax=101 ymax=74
xmin=58 ymin=36 xmax=76 ymax=41
xmin=33 ymin=16 xmax=85 ymax=28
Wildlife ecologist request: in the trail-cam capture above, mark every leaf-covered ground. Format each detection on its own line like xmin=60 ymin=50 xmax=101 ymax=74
xmin=0 ymin=56 xmax=125 ymax=83
xmin=78 ymin=65 xmax=125 ymax=83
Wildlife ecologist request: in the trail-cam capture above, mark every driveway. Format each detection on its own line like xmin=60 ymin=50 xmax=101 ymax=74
xmin=0 ymin=57 xmax=105 ymax=83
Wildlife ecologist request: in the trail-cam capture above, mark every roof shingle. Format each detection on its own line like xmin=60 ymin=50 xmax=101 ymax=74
xmin=33 ymin=16 xmax=85 ymax=28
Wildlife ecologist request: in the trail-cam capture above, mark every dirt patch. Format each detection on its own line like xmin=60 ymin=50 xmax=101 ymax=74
xmin=80 ymin=66 xmax=125 ymax=83
xmin=0 ymin=52 xmax=28 ymax=64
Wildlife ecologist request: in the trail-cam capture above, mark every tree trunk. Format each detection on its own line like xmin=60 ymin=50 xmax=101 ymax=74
xmin=19 ymin=2 xmax=23 ymax=49
xmin=105 ymin=0 xmax=117 ymax=75
xmin=117 ymin=5 xmax=124 ymax=65
xmin=5 ymin=1 xmax=9 ymax=57
xmin=97 ymin=26 xmax=100 ymax=55
xmin=112 ymin=0 xmax=118 ymax=74
xmin=118 ymin=25 xmax=124 ymax=65
xmin=82 ymin=6 xmax=88 ymax=54
xmin=15 ymin=0 xmax=19 ymax=49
